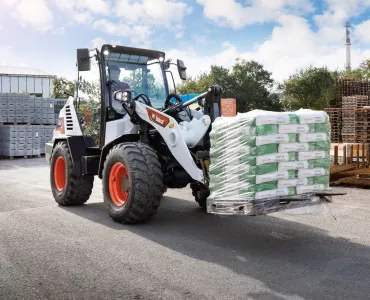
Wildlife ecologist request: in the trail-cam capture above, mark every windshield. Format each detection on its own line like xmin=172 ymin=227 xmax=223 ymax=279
xmin=104 ymin=52 xmax=168 ymax=110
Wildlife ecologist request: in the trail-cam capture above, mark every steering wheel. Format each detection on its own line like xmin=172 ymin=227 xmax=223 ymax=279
xmin=164 ymin=93 xmax=182 ymax=109
xmin=133 ymin=93 xmax=152 ymax=107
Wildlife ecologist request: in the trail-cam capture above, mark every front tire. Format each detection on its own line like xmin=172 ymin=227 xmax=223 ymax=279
xmin=50 ymin=141 xmax=94 ymax=206
xmin=102 ymin=142 xmax=165 ymax=224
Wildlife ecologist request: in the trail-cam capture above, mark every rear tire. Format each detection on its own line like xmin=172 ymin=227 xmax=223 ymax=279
xmin=102 ymin=142 xmax=165 ymax=224
xmin=50 ymin=141 xmax=94 ymax=206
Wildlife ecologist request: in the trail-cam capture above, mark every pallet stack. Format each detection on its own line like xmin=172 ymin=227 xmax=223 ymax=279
xmin=324 ymin=108 xmax=342 ymax=142
xmin=341 ymin=96 xmax=368 ymax=143
xmin=335 ymin=79 xmax=370 ymax=108
xmin=355 ymin=108 xmax=370 ymax=143
xmin=0 ymin=93 xmax=66 ymax=158
xmin=325 ymin=95 xmax=370 ymax=143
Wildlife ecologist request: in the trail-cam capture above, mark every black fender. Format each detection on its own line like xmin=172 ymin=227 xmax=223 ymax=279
xmin=98 ymin=134 xmax=139 ymax=179
xmin=50 ymin=136 xmax=89 ymax=176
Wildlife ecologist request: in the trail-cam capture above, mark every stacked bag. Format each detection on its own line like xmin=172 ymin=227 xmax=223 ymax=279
xmin=208 ymin=109 xmax=331 ymax=206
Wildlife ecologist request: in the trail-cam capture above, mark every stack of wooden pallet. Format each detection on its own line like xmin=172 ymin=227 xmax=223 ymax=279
xmin=355 ymin=108 xmax=370 ymax=143
xmin=324 ymin=108 xmax=342 ymax=142
xmin=341 ymin=96 xmax=369 ymax=143
xmin=335 ymin=79 xmax=370 ymax=107
xmin=325 ymin=95 xmax=370 ymax=143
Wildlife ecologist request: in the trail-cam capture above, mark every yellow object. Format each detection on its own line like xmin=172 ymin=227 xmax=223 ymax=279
xmin=204 ymin=159 xmax=210 ymax=171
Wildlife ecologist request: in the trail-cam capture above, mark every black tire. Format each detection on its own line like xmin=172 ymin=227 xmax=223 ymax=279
xmin=50 ymin=141 xmax=94 ymax=206
xmin=190 ymin=183 xmax=208 ymax=209
xmin=102 ymin=142 xmax=165 ymax=224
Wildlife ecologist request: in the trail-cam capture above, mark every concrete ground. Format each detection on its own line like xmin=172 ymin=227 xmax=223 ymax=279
xmin=1 ymin=158 xmax=370 ymax=300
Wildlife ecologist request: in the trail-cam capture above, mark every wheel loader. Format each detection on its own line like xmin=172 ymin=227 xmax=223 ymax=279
xmin=45 ymin=44 xmax=225 ymax=224
xmin=46 ymin=44 xmax=343 ymax=224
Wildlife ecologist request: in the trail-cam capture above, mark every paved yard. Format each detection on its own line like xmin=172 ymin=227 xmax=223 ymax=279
xmin=1 ymin=158 xmax=370 ymax=300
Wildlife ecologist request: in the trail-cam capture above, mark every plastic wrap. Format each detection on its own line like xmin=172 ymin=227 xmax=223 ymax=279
xmin=207 ymin=109 xmax=331 ymax=215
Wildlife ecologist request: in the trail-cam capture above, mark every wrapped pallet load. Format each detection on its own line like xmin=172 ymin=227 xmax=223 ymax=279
xmin=207 ymin=109 xmax=331 ymax=215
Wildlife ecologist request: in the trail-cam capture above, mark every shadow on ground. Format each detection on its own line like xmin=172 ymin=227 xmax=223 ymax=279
xmin=60 ymin=195 xmax=370 ymax=300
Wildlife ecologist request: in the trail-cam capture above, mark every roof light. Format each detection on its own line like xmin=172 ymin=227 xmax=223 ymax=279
xmin=103 ymin=48 xmax=109 ymax=56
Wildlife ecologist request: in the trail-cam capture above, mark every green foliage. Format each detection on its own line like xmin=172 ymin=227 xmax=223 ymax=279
xmin=79 ymin=99 xmax=101 ymax=146
xmin=280 ymin=66 xmax=336 ymax=111
xmin=51 ymin=77 xmax=75 ymax=99
xmin=348 ymin=59 xmax=370 ymax=81
xmin=78 ymin=79 xmax=101 ymax=101
xmin=177 ymin=58 xmax=282 ymax=112
xmin=51 ymin=76 xmax=101 ymax=145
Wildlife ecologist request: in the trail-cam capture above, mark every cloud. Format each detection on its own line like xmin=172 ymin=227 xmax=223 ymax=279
xmin=92 ymin=19 xmax=152 ymax=45
xmin=175 ymin=31 xmax=184 ymax=39
xmin=54 ymin=0 xmax=191 ymax=43
xmin=90 ymin=38 xmax=124 ymax=50
xmin=196 ymin=0 xmax=313 ymax=29
xmin=8 ymin=0 xmax=54 ymax=31
xmin=0 ymin=45 xmax=28 ymax=66
xmin=315 ymin=0 xmax=370 ymax=26
xmin=52 ymin=27 xmax=66 ymax=35
xmin=73 ymin=11 xmax=94 ymax=24
xmin=354 ymin=19 xmax=370 ymax=44
xmin=91 ymin=38 xmax=107 ymax=50
xmin=165 ymin=14 xmax=370 ymax=84
xmin=55 ymin=0 xmax=111 ymax=16
xmin=115 ymin=0 xmax=192 ymax=27
xmin=54 ymin=0 xmax=111 ymax=26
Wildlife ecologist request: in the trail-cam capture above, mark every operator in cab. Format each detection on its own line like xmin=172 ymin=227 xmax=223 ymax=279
xmin=109 ymin=64 xmax=131 ymax=113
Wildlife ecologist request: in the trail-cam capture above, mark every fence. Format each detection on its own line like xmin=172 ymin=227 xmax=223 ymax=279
xmin=330 ymin=143 xmax=370 ymax=187
xmin=331 ymin=143 xmax=370 ymax=166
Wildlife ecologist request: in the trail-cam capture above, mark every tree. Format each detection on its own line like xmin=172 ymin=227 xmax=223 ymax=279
xmin=228 ymin=59 xmax=281 ymax=112
xmin=177 ymin=71 xmax=212 ymax=94
xmin=349 ymin=59 xmax=370 ymax=81
xmin=51 ymin=77 xmax=75 ymax=99
xmin=177 ymin=58 xmax=282 ymax=112
xmin=280 ymin=66 xmax=336 ymax=111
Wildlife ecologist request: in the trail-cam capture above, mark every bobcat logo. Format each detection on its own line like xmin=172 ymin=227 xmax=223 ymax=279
xmin=146 ymin=108 xmax=170 ymax=128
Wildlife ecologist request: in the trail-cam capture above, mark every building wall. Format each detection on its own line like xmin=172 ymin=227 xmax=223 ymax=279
xmin=0 ymin=75 xmax=55 ymax=98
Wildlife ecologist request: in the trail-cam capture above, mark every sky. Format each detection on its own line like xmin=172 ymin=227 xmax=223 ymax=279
xmin=1 ymin=0 xmax=370 ymax=84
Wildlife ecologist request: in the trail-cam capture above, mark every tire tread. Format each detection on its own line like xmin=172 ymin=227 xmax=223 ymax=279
xmin=50 ymin=141 xmax=94 ymax=206
xmin=102 ymin=142 xmax=165 ymax=224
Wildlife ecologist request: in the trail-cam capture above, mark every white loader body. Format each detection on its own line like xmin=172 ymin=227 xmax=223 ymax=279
xmin=52 ymin=97 xmax=210 ymax=182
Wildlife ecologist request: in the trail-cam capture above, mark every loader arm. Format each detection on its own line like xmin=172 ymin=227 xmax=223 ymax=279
xmin=134 ymin=101 xmax=206 ymax=182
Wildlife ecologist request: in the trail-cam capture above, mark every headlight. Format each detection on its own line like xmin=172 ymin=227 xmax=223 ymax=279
xmin=114 ymin=90 xmax=131 ymax=103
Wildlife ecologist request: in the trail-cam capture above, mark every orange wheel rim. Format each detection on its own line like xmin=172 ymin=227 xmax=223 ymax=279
xmin=109 ymin=162 xmax=129 ymax=207
xmin=54 ymin=156 xmax=66 ymax=191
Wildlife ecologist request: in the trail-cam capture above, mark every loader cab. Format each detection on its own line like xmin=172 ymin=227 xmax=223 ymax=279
xmin=75 ymin=44 xmax=187 ymax=149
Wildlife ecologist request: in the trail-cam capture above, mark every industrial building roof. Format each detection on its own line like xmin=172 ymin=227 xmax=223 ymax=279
xmin=0 ymin=66 xmax=56 ymax=77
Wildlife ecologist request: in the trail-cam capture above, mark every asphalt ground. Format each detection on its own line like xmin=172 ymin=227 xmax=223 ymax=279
xmin=1 ymin=158 xmax=370 ymax=300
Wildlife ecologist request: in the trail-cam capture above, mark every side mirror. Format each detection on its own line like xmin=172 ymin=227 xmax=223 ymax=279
xmin=77 ymin=48 xmax=91 ymax=72
xmin=177 ymin=59 xmax=187 ymax=80
xmin=114 ymin=90 xmax=132 ymax=103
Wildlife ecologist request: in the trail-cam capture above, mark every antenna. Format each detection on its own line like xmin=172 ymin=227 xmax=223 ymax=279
xmin=345 ymin=21 xmax=351 ymax=72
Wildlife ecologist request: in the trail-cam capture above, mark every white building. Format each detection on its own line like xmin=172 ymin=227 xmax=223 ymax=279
xmin=0 ymin=66 xmax=56 ymax=98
